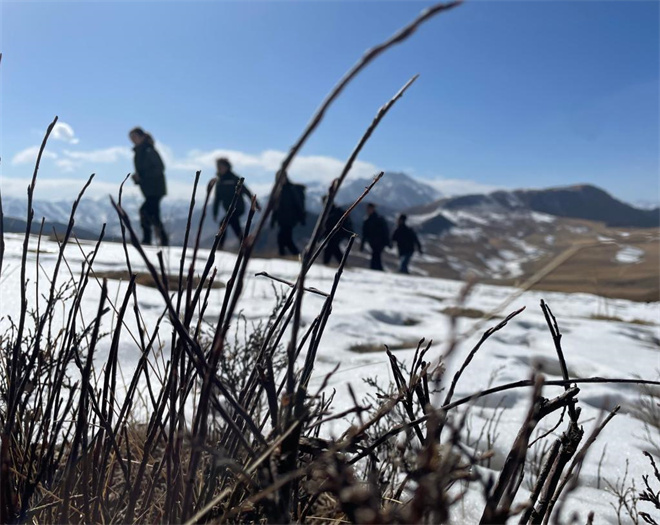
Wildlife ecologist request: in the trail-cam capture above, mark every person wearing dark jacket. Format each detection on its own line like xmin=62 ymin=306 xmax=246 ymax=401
xmin=271 ymin=172 xmax=305 ymax=256
xmin=322 ymin=200 xmax=353 ymax=265
xmin=360 ymin=203 xmax=390 ymax=271
xmin=392 ymin=214 xmax=422 ymax=274
xmin=129 ymin=127 xmax=169 ymax=246
xmin=211 ymin=157 xmax=260 ymax=249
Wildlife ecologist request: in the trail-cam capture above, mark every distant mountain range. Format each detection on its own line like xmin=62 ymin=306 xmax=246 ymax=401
xmin=413 ymin=184 xmax=659 ymax=229
xmin=3 ymin=174 xmax=657 ymax=241
xmin=3 ymin=175 xmax=659 ymax=301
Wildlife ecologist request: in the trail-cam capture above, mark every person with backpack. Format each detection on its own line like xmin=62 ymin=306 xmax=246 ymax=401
xmin=322 ymin=198 xmax=353 ymax=265
xmin=391 ymin=214 xmax=423 ymax=274
xmin=360 ymin=202 xmax=390 ymax=271
xmin=129 ymin=127 xmax=169 ymax=246
xmin=211 ymin=157 xmax=260 ymax=249
xmin=271 ymin=172 xmax=306 ymax=256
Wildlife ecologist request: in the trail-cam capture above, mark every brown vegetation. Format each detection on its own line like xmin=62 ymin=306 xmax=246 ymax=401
xmin=93 ymin=269 xmax=225 ymax=290
xmin=1 ymin=4 xmax=659 ymax=524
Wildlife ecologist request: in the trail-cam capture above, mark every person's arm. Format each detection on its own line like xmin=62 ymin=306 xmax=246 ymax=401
xmin=242 ymin=184 xmax=261 ymax=211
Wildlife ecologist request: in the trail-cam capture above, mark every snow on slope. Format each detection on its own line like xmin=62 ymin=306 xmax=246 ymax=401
xmin=615 ymin=245 xmax=645 ymax=264
xmin=1 ymin=233 xmax=659 ymax=522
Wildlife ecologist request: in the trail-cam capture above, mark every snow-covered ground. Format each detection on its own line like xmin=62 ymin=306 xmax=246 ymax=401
xmin=1 ymin=232 xmax=659 ymax=522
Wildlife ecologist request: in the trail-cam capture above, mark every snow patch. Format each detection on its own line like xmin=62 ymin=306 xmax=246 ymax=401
xmin=615 ymin=245 xmax=644 ymax=264
xmin=530 ymin=211 xmax=555 ymax=223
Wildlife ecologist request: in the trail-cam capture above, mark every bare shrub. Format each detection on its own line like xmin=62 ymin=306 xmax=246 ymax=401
xmin=2 ymin=3 xmax=660 ymax=524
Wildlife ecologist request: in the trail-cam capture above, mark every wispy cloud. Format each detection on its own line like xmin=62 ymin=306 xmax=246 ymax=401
xmin=2 ymin=176 xmax=143 ymax=201
xmin=11 ymin=146 xmax=58 ymax=166
xmin=161 ymin=145 xmax=379 ymax=185
xmin=62 ymin=146 xmax=132 ymax=164
xmin=51 ymin=122 xmax=79 ymax=144
xmin=51 ymin=146 xmax=133 ymax=173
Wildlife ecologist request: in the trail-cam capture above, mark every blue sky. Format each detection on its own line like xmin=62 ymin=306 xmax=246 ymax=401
xmin=1 ymin=1 xmax=658 ymax=205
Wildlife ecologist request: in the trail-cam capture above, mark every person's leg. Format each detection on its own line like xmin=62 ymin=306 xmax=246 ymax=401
xmin=139 ymin=200 xmax=153 ymax=244
xmin=400 ymin=253 xmax=411 ymax=273
xmin=277 ymin=226 xmax=287 ymax=256
xmin=284 ymin=225 xmax=299 ymax=255
xmin=331 ymin=240 xmax=343 ymax=263
xmin=229 ymin=213 xmax=244 ymax=243
xmin=148 ymin=196 xmax=168 ymax=246
xmin=325 ymin=238 xmax=341 ymax=264
xmin=370 ymin=246 xmax=383 ymax=270
xmin=219 ymin=211 xmax=243 ymax=249
xmin=374 ymin=248 xmax=384 ymax=271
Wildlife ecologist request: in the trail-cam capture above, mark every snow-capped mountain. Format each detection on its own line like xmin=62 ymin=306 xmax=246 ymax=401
xmin=409 ymin=184 xmax=660 ymax=232
xmin=303 ymin=171 xmax=442 ymax=213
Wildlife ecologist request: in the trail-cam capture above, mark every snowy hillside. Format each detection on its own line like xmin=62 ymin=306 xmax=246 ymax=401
xmin=1 ymin=232 xmax=658 ymax=522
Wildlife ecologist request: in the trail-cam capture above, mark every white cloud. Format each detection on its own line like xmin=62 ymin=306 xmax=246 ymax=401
xmin=1 ymin=176 xmax=142 ymax=201
xmin=51 ymin=122 xmax=79 ymax=144
xmin=55 ymin=158 xmax=78 ymax=173
xmin=62 ymin=146 xmax=132 ymax=164
xmin=11 ymin=146 xmax=58 ymax=166
xmin=1 ymin=174 xmax=229 ymax=202
xmin=164 ymin=146 xmax=379 ymax=185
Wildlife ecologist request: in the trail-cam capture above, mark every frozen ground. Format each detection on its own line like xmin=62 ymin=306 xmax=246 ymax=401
xmin=1 ymin=232 xmax=659 ymax=523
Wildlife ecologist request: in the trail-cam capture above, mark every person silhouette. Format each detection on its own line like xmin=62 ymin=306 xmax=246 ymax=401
xmin=129 ymin=127 xmax=169 ymax=246
xmin=211 ymin=157 xmax=260 ymax=249
xmin=322 ymin=198 xmax=353 ymax=265
xmin=271 ymin=172 xmax=306 ymax=256
xmin=360 ymin=203 xmax=390 ymax=271
xmin=392 ymin=214 xmax=422 ymax=274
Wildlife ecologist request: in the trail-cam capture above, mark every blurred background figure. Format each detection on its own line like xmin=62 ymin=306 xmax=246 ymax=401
xmin=129 ymin=127 xmax=169 ymax=246
xmin=271 ymin=172 xmax=306 ymax=256
xmin=211 ymin=157 xmax=260 ymax=249
xmin=392 ymin=213 xmax=422 ymax=274
xmin=360 ymin=202 xmax=390 ymax=271
xmin=322 ymin=197 xmax=353 ymax=265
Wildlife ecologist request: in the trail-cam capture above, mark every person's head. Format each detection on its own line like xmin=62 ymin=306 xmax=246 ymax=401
xmin=129 ymin=127 xmax=153 ymax=146
xmin=216 ymin=157 xmax=231 ymax=176
xmin=366 ymin=203 xmax=376 ymax=216
xmin=398 ymin=214 xmax=407 ymax=226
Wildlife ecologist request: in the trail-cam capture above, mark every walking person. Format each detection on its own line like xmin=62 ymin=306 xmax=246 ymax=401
xmin=322 ymin=199 xmax=353 ymax=265
xmin=271 ymin=172 xmax=306 ymax=256
xmin=392 ymin=214 xmax=422 ymax=274
xmin=211 ymin=157 xmax=260 ymax=249
xmin=129 ymin=127 xmax=169 ymax=246
xmin=360 ymin=203 xmax=390 ymax=271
